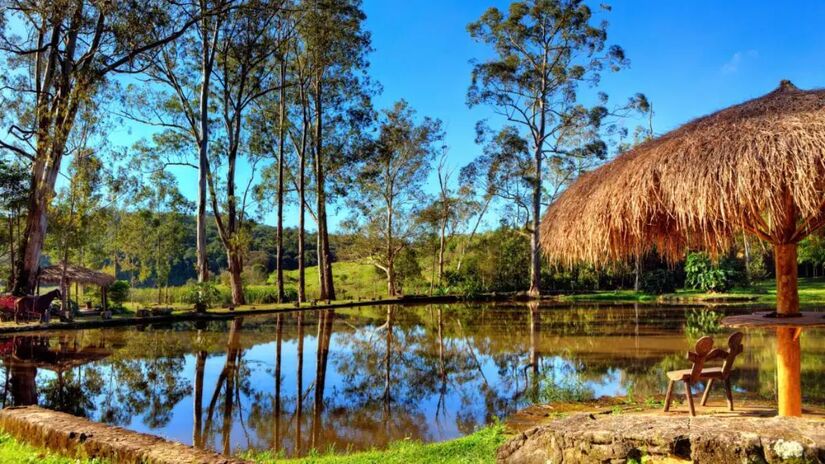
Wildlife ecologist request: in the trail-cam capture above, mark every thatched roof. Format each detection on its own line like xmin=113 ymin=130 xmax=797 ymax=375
xmin=38 ymin=263 xmax=115 ymax=287
xmin=541 ymin=81 xmax=825 ymax=266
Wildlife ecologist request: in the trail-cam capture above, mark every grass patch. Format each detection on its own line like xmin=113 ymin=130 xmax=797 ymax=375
xmin=280 ymin=261 xmax=395 ymax=301
xmin=0 ymin=432 xmax=106 ymax=463
xmin=558 ymin=278 xmax=825 ymax=306
xmin=245 ymin=424 xmax=506 ymax=464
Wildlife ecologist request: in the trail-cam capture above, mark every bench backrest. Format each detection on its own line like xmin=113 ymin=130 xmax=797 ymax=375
xmin=687 ymin=336 xmax=714 ymax=383
xmin=721 ymin=331 xmax=744 ymax=377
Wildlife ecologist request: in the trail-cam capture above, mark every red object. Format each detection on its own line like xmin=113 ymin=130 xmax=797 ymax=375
xmin=0 ymin=294 xmax=17 ymax=313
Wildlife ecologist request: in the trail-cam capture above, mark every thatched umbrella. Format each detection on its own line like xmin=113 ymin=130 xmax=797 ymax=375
xmin=541 ymin=80 xmax=825 ymax=417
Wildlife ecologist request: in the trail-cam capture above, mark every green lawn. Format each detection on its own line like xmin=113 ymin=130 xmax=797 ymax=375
xmin=557 ymin=277 xmax=825 ymax=306
xmin=279 ymin=261 xmax=399 ymax=301
xmin=0 ymin=433 xmax=106 ymax=463
xmin=245 ymin=425 xmax=505 ymax=464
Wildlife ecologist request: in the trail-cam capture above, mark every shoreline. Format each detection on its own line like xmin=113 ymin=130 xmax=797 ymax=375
xmin=0 ymin=288 xmax=796 ymax=335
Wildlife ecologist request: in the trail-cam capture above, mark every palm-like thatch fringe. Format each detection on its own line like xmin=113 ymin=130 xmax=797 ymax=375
xmin=541 ymin=81 xmax=825 ymax=266
xmin=38 ymin=263 xmax=115 ymax=288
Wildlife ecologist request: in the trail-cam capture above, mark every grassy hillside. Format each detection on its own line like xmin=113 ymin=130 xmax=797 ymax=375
xmin=276 ymin=261 xmax=431 ymax=300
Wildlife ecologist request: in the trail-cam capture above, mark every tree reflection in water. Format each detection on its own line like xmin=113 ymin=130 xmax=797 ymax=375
xmin=1 ymin=303 xmax=825 ymax=458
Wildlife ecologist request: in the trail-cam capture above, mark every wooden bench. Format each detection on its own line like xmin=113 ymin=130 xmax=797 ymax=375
xmin=664 ymin=332 xmax=744 ymax=416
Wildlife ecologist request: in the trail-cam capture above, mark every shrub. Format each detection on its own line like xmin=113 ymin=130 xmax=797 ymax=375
xmin=108 ymin=280 xmax=130 ymax=308
xmin=684 ymin=252 xmax=741 ymax=292
xmin=184 ymin=282 xmax=223 ymax=308
xmin=640 ymin=269 xmax=677 ymax=294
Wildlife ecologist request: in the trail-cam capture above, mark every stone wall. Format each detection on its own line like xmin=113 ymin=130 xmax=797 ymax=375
xmin=498 ymin=412 xmax=825 ymax=463
xmin=0 ymin=405 xmax=249 ymax=464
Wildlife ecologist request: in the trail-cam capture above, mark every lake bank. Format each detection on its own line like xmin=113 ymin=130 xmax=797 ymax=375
xmin=5 ymin=276 xmax=820 ymax=334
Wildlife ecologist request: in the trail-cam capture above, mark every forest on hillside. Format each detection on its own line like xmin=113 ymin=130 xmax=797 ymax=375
xmin=1 ymin=0 xmax=824 ymax=306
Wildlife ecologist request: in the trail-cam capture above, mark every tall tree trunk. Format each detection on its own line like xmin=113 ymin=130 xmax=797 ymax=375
xmin=438 ymin=217 xmax=447 ymax=285
xmin=17 ymin=164 xmax=59 ymax=295
xmin=297 ymin=102 xmax=307 ymax=303
xmin=528 ymin=145 xmax=542 ymax=297
xmin=196 ymin=21 xmax=212 ymax=284
xmin=316 ymin=229 xmax=325 ymax=298
xmin=634 ymin=254 xmax=641 ymax=292
xmin=386 ymin=200 xmax=397 ymax=296
xmin=227 ymin=253 xmax=245 ymax=305
xmin=274 ymin=59 xmax=286 ymax=303
xmin=313 ymin=80 xmax=335 ymax=300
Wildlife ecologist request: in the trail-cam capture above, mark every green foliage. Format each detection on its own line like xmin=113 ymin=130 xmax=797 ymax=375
xmin=245 ymin=423 xmax=505 ymax=464
xmin=685 ymin=308 xmax=723 ymax=339
xmin=538 ymin=377 xmax=593 ymax=404
xmin=107 ymin=280 xmax=130 ymax=309
xmin=684 ymin=252 xmax=741 ymax=292
xmin=183 ymin=282 xmax=223 ymax=308
xmin=394 ymin=248 xmax=424 ymax=291
xmin=449 ymin=228 xmax=530 ymax=293
xmin=640 ymin=269 xmax=677 ymax=294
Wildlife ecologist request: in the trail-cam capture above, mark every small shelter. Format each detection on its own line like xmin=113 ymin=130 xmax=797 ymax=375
xmin=37 ymin=263 xmax=116 ymax=311
xmin=541 ymin=81 xmax=825 ymax=417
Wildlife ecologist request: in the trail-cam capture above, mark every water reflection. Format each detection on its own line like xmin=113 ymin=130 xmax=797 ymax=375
xmin=0 ymin=302 xmax=824 ymax=458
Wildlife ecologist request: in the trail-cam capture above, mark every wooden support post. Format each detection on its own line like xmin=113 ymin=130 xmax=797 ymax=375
xmin=775 ymin=243 xmax=799 ymax=316
xmin=774 ymin=242 xmax=802 ymax=417
xmin=777 ymin=327 xmax=802 ymax=416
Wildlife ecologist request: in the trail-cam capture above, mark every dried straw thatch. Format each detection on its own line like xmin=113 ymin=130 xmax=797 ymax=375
xmin=38 ymin=263 xmax=115 ymax=288
xmin=541 ymin=81 xmax=825 ymax=266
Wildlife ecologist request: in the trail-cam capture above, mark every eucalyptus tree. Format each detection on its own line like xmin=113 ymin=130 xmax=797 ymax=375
xmin=349 ymin=101 xmax=444 ymax=296
xmin=418 ymin=153 xmax=461 ymax=289
xmin=210 ymin=0 xmax=289 ymax=304
xmin=298 ymin=0 xmax=373 ymax=300
xmin=467 ymin=0 xmax=629 ymax=296
xmin=0 ymin=0 xmax=221 ymax=295
xmin=249 ymin=7 xmax=297 ymax=302
xmin=121 ymin=0 xmax=234 ymax=285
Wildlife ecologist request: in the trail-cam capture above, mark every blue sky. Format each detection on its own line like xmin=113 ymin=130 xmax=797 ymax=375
xmin=115 ymin=0 xmax=825 ymax=231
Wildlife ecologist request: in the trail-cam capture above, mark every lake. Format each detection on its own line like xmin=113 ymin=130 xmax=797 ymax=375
xmin=1 ymin=302 xmax=823 ymax=458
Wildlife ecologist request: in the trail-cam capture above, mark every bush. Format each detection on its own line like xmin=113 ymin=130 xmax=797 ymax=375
xmin=184 ymin=282 xmax=223 ymax=308
xmin=108 ymin=280 xmax=130 ymax=308
xmin=684 ymin=252 xmax=741 ymax=292
xmin=640 ymin=269 xmax=677 ymax=294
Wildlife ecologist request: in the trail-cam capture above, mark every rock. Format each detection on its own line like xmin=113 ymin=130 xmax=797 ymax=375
xmin=497 ymin=413 xmax=825 ymax=463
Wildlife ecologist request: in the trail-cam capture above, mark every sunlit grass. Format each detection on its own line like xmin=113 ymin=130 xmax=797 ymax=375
xmin=244 ymin=424 xmax=506 ymax=464
xmin=558 ymin=278 xmax=825 ymax=307
xmin=0 ymin=433 xmax=107 ymax=464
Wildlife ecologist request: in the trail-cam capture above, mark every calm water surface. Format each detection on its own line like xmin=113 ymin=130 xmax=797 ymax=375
xmin=1 ymin=302 xmax=824 ymax=458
